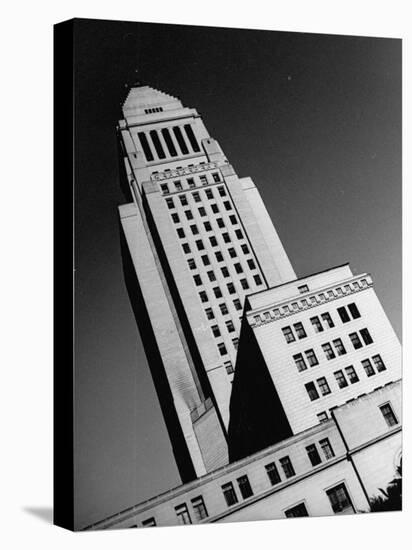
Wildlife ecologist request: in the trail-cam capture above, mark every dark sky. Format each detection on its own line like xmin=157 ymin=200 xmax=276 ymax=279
xmin=73 ymin=19 xmax=401 ymax=529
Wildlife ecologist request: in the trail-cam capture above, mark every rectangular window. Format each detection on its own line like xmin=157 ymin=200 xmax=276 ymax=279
xmin=176 ymin=228 xmax=185 ymax=239
xmin=241 ymin=244 xmax=250 ymax=254
xmin=138 ymin=132 xmax=154 ymax=161
xmin=224 ymin=200 xmax=232 ymax=211
xmin=247 ymin=259 xmax=256 ymax=270
xmin=179 ymin=195 xmax=188 ymax=206
xmin=217 ymin=218 xmax=225 ymax=228
xmin=319 ymin=438 xmax=335 ymax=459
xmin=166 ymin=197 xmax=174 ymax=209
xmin=198 ymin=206 xmax=206 ymax=216
xmin=282 ymin=326 xmax=296 ymax=343
xmin=201 ymin=254 xmax=210 ymax=266
xmin=233 ymin=299 xmax=242 ymax=311
xmin=317 ymin=377 xmax=331 ymax=396
xmin=360 ymin=328 xmax=373 ymax=345
xmin=237 ymin=475 xmax=253 ymax=499
xmin=171 ymin=213 xmax=180 ymax=223
xmin=326 ymin=483 xmax=353 ymax=514
xmin=190 ymin=224 xmax=199 ymax=235
xmin=213 ymin=173 xmax=222 ymax=183
xmin=211 ymin=325 xmax=221 ymax=337
xmin=372 ymin=354 xmax=386 ymax=372
xmin=229 ymin=214 xmax=237 ymax=225
xmin=240 ymin=279 xmax=249 ymax=290
xmin=348 ymin=302 xmax=361 ymax=319
xmin=182 ymin=243 xmax=191 ymax=254
xmin=333 ymin=338 xmax=346 ymax=356
xmin=188 ymin=258 xmax=196 ymax=270
xmin=222 ymin=482 xmax=238 ymax=506
xmin=228 ymin=247 xmax=237 ymax=258
xmin=199 ymin=291 xmax=208 ymax=303
xmin=205 ymin=307 xmax=214 ymax=320
xmin=185 ymin=210 xmax=194 ymax=220
xmin=361 ymin=359 xmax=375 ymax=377
xmin=193 ymin=191 xmax=201 ymax=202
xmin=317 ymin=411 xmax=329 ymax=423
xmin=232 ymin=337 xmax=239 ymax=349
xmin=219 ymin=303 xmax=228 ymax=315
xmin=293 ymin=353 xmax=307 ymax=372
xmin=174 ymin=180 xmax=183 ymax=191
xmin=306 ymin=444 xmax=322 ymax=466
xmin=322 ymin=343 xmax=336 ymax=360
xmin=226 ymin=320 xmax=235 ymax=333
xmin=337 ymin=306 xmax=350 ymax=323
xmin=349 ymin=332 xmax=363 ymax=350
xmin=293 ymin=322 xmax=307 ymax=339
xmin=311 ymin=316 xmax=324 ymax=333
xmin=211 ymin=203 xmax=219 ymax=213
xmin=204 ymin=221 xmax=212 ymax=231
xmin=298 ymin=284 xmax=309 ymax=294
xmin=254 ymin=274 xmax=263 ymax=286
xmin=218 ymin=342 xmax=227 ymax=356
xmin=280 ymin=456 xmax=295 ymax=478
xmin=205 ymin=189 xmax=213 ymax=199
xmin=345 ymin=365 xmax=359 ymax=383
xmin=142 ymin=517 xmax=156 ymax=527
xmin=321 ymin=312 xmax=334 ymax=328
xmin=234 ymin=262 xmax=243 ymax=274
xmin=199 ymin=175 xmax=208 ymax=186
xmin=160 ymin=183 xmax=169 ymax=194
xmin=379 ymin=403 xmax=398 ymax=427
xmin=221 ymin=267 xmax=230 ymax=278
xmin=213 ymin=287 xmax=223 ymax=298
xmin=223 ymin=232 xmax=231 ymax=243
xmin=209 ymin=236 xmax=218 ymax=247
xmin=175 ymin=503 xmax=192 ymax=525
xmin=285 ymin=503 xmax=309 ymax=518
xmin=225 ymin=361 xmax=234 ymax=374
xmin=305 ymin=382 xmax=319 ymax=401
xmin=196 ymin=239 xmax=205 ymax=251
xmin=215 ymin=251 xmax=224 ymax=262
xmin=207 ymin=271 xmax=216 ymax=282
xmin=235 ymin=229 xmax=243 ymax=239
xmin=191 ymin=496 xmax=208 ymax=521
xmin=334 ymin=370 xmax=348 ymax=389
xmin=187 ymin=177 xmax=195 ymax=188
xmin=218 ymin=185 xmax=226 ymax=195
xmin=305 ymin=349 xmax=319 ymax=367
xmin=265 ymin=462 xmax=281 ymax=485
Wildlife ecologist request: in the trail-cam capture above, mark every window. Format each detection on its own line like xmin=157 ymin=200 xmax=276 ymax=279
xmin=207 ymin=271 xmax=216 ymax=282
xmin=334 ymin=370 xmax=348 ymax=389
xmin=293 ymin=353 xmax=307 ymax=372
xmin=191 ymin=496 xmax=208 ymax=521
xmin=213 ymin=287 xmax=222 ymax=299
xmin=199 ymin=291 xmax=208 ymax=303
xmin=234 ymin=262 xmax=243 ymax=274
xmin=254 ymin=274 xmax=263 ymax=286
xmin=198 ymin=206 xmax=206 ymax=216
xmin=305 ymin=349 xmax=319 ymax=367
xmin=193 ymin=191 xmax=201 ymax=202
xmin=226 ymin=320 xmax=235 ymax=333
xmin=224 ymin=200 xmax=232 ymax=211
xmin=319 ymin=438 xmax=335 ymax=459
xmin=265 ymin=462 xmax=281 ymax=485
xmin=285 ymin=503 xmax=309 ymax=518
xmin=182 ymin=243 xmax=191 ymax=254
xmin=172 ymin=126 xmax=189 ymax=155
xmin=345 ymin=365 xmax=359 ymax=383
xmin=222 ymin=482 xmax=238 ymax=506
xmin=280 ymin=456 xmax=295 ymax=478
xmin=349 ymin=332 xmax=363 ymax=350
xmin=305 ymin=382 xmax=319 ymax=401
xmin=190 ymin=224 xmax=199 ymax=235
xmin=321 ymin=312 xmax=334 ymax=328
xmin=227 ymin=283 xmax=236 ymax=295
xmin=223 ymin=232 xmax=231 ymax=243
xmin=188 ymin=258 xmax=196 ymax=270
xmin=333 ymin=338 xmax=346 ymax=356
xmin=199 ymin=175 xmax=208 ymax=186
xmin=240 ymin=279 xmax=249 ymax=290
xmin=185 ymin=210 xmax=194 ymax=220
xmin=361 ymin=359 xmax=375 ymax=377
xmin=161 ymin=128 xmax=178 ymax=157
xmin=221 ymin=267 xmax=230 ymax=278
xmin=217 ymin=218 xmax=225 ymax=228
xmin=337 ymin=306 xmax=350 ymax=323
xmin=204 ymin=221 xmax=212 ymax=231
xmin=196 ymin=239 xmax=205 ymax=251
xmin=380 ymin=403 xmax=398 ymax=427
xmin=322 ymin=343 xmax=336 ymax=360
xmin=166 ymin=197 xmax=174 ymax=209
xmin=213 ymin=173 xmax=222 ymax=183
xmin=218 ymin=342 xmax=227 ymax=356
xmin=282 ymin=326 xmax=296 ymax=344
xmin=160 ymin=183 xmax=169 ymax=194
xmin=150 ymin=130 xmax=166 ymax=159
xmin=209 ymin=236 xmax=218 ymax=247
xmin=205 ymin=189 xmax=213 ymax=199
xmin=348 ymin=302 xmax=361 ymax=319
xmin=211 ymin=325 xmax=221 ymax=337
xmin=229 ymin=214 xmax=237 ymax=225
xmin=184 ymin=124 xmax=201 ymax=152
xmin=174 ymin=180 xmax=183 ymax=191
xmin=237 ymin=475 xmax=253 ymax=499
xmin=211 ymin=204 xmax=219 ymax=214
xmin=142 ymin=517 xmax=156 ymax=527
xmin=205 ymin=307 xmax=214 ymax=320
xmin=232 ymin=337 xmax=239 ymax=349
xmin=247 ymin=259 xmax=256 ymax=270
xmin=201 ymin=254 xmax=210 ymax=266
xmin=317 ymin=411 xmax=329 ymax=423
xmin=306 ymin=444 xmax=322 ymax=466
xmin=372 ymin=354 xmax=386 ymax=372
xmin=218 ymin=303 xmax=228 ymax=315
xmin=293 ymin=322 xmax=307 ymax=339
xmin=187 ymin=177 xmax=195 ymax=188
xmin=225 ymin=361 xmax=234 ymax=375
xmin=175 ymin=503 xmax=191 ymax=525
xmin=241 ymin=244 xmax=250 ymax=254
xmin=180 ymin=195 xmax=188 ymax=206
xmin=215 ymin=251 xmax=224 ymax=262
xmin=171 ymin=213 xmax=180 ymax=224
xmin=235 ymin=229 xmax=243 ymax=240
xmin=228 ymin=247 xmax=237 ymax=258
xmin=138 ymin=132 xmax=154 ymax=161
xmin=326 ymin=483 xmax=353 ymax=514
xmin=317 ymin=377 xmax=331 ymax=396
xmin=193 ymin=275 xmax=202 ymax=287
xmin=298 ymin=284 xmax=309 ymax=294
xmin=360 ymin=328 xmax=373 ymax=345
xmin=176 ymin=228 xmax=185 ymax=239
xmin=311 ymin=316 xmax=324 ymax=333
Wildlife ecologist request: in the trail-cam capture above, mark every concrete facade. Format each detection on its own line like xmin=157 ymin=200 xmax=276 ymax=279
xmin=84 ymin=381 xmax=401 ymax=530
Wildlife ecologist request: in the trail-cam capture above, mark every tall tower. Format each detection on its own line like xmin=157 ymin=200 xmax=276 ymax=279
xmin=118 ymin=86 xmax=296 ymax=481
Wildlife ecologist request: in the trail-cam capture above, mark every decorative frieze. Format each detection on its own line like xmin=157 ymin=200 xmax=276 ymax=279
xmin=151 ymin=161 xmax=219 ymax=182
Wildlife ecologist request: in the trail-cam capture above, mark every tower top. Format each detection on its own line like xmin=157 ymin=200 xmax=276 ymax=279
xmin=122 ymin=85 xmax=183 ymax=118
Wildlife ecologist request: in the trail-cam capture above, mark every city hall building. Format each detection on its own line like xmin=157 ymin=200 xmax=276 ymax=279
xmin=86 ymin=86 xmax=402 ymax=529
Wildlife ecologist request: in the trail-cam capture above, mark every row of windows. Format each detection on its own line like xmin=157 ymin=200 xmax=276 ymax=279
xmin=285 ymin=483 xmax=354 ymax=517
xmin=183 ymin=240 xmax=251 ymax=259
xmin=205 ymin=300 xmax=242 ymax=319
xmin=193 ymin=268 xmax=261 ymax=289
xmin=144 ymin=106 xmax=163 ymax=114
xmin=138 ymin=124 xmax=200 ymax=162
xmin=164 ymin=176 xmax=223 ymax=197
xmin=281 ymin=302 xmax=362 ymax=343
xmin=190 ymin=256 xmax=256 ymax=274
xmin=305 ymin=354 xmax=387 ymax=401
